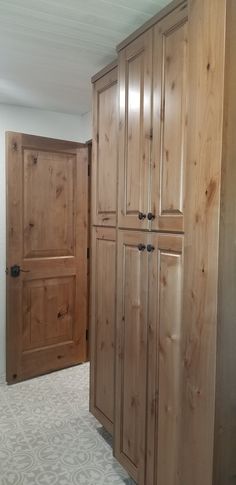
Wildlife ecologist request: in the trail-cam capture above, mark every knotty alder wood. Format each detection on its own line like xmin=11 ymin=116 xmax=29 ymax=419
xmin=115 ymin=231 xmax=184 ymax=485
xmin=151 ymin=6 xmax=188 ymax=232
xmin=92 ymin=66 xmax=118 ymax=227
xmin=214 ymin=2 xmax=236 ymax=483
xmin=89 ymin=227 xmax=116 ymax=434
xmin=6 ymin=132 xmax=88 ymax=383
xmin=115 ymin=230 xmax=149 ymax=484
xmin=180 ymin=1 xmax=226 ymax=484
xmin=147 ymin=234 xmax=184 ymax=485
xmin=118 ymin=30 xmax=152 ymax=231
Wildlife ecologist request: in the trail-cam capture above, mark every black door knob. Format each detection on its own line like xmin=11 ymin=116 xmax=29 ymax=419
xmin=138 ymin=244 xmax=146 ymax=252
xmin=10 ymin=265 xmax=30 ymax=277
xmin=147 ymin=244 xmax=155 ymax=252
xmin=147 ymin=212 xmax=155 ymax=220
xmin=138 ymin=212 xmax=146 ymax=220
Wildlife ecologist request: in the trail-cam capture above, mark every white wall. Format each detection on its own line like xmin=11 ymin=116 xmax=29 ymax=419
xmin=0 ymin=104 xmax=92 ymax=379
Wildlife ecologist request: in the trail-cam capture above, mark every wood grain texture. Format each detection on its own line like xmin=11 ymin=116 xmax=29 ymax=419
xmin=89 ymin=227 xmax=116 ymax=434
xmin=92 ymin=66 xmax=118 ymax=227
xmin=6 ymin=133 xmax=88 ymax=383
xmin=180 ymin=1 xmax=226 ymax=484
xmin=214 ymin=1 xmax=236 ymax=483
xmin=115 ymin=230 xmax=149 ymax=483
xmin=118 ymin=29 xmax=152 ymax=231
xmin=151 ymin=9 xmax=188 ymax=233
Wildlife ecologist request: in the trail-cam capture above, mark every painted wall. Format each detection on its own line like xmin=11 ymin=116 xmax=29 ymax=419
xmin=0 ymin=104 xmax=92 ymax=379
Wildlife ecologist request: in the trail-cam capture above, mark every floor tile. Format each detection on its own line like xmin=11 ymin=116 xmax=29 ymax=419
xmin=0 ymin=364 xmax=135 ymax=485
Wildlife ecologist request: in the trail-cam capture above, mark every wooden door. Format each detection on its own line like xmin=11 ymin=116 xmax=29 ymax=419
xmin=90 ymin=227 xmax=116 ymax=434
xmin=115 ymin=230 xmax=149 ymax=483
xmin=118 ymin=30 xmax=152 ymax=231
xmin=6 ymin=133 xmax=88 ymax=383
xmin=92 ymin=65 xmax=118 ymax=227
xmin=151 ymin=5 xmax=188 ymax=232
xmin=146 ymin=233 xmax=184 ymax=485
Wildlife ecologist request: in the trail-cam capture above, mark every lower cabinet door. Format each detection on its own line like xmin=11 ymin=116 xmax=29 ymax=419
xmin=90 ymin=227 xmax=116 ymax=434
xmin=115 ymin=230 xmax=149 ymax=483
xmin=147 ymin=233 xmax=184 ymax=485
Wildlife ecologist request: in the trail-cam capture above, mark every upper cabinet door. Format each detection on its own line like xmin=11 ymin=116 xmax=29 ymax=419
xmin=118 ymin=30 xmax=152 ymax=231
xmin=92 ymin=66 xmax=118 ymax=227
xmin=151 ymin=6 xmax=188 ymax=232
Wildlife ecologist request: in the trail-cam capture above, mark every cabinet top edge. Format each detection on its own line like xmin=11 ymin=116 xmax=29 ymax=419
xmin=116 ymin=0 xmax=187 ymax=52
xmin=91 ymin=59 xmax=118 ymax=83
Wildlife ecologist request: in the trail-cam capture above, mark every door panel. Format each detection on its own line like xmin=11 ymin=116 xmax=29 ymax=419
xmin=6 ymin=132 xmax=88 ymax=383
xmin=115 ymin=230 xmax=149 ymax=483
xmin=151 ymin=8 xmax=188 ymax=232
xmin=146 ymin=233 xmax=184 ymax=485
xmin=118 ymin=30 xmax=152 ymax=231
xmin=90 ymin=227 xmax=116 ymax=434
xmin=92 ymin=66 xmax=118 ymax=227
xmin=23 ymin=150 xmax=75 ymax=258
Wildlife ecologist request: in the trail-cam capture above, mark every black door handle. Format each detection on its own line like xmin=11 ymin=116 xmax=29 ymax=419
xmin=10 ymin=265 xmax=30 ymax=277
xmin=138 ymin=244 xmax=146 ymax=252
xmin=147 ymin=245 xmax=155 ymax=252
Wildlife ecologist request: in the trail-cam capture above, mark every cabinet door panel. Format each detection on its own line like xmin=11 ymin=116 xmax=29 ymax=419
xmin=146 ymin=233 xmax=184 ymax=485
xmin=118 ymin=31 xmax=152 ymax=231
xmin=90 ymin=227 xmax=116 ymax=434
xmin=92 ymin=67 xmax=118 ymax=226
xmin=151 ymin=7 xmax=188 ymax=232
xmin=115 ymin=230 xmax=149 ymax=483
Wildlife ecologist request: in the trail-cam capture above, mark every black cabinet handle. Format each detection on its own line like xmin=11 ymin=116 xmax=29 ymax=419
xmin=147 ymin=212 xmax=155 ymax=220
xmin=138 ymin=212 xmax=146 ymax=220
xmin=147 ymin=245 xmax=155 ymax=252
xmin=138 ymin=244 xmax=146 ymax=252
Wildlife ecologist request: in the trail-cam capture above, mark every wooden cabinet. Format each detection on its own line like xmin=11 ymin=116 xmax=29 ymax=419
xmin=118 ymin=30 xmax=152 ymax=231
xmin=151 ymin=10 xmax=188 ymax=232
xmin=118 ymin=5 xmax=188 ymax=233
xmin=91 ymin=1 xmax=236 ymax=485
xmin=92 ymin=64 xmax=118 ymax=227
xmin=115 ymin=231 xmax=184 ymax=484
xmin=90 ymin=227 xmax=116 ymax=434
xmin=115 ymin=230 xmax=149 ymax=483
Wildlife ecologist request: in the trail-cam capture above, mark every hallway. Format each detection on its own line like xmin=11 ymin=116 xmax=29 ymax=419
xmin=0 ymin=364 xmax=134 ymax=485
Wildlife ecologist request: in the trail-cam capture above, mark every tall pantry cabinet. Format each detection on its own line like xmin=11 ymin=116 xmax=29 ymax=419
xmin=90 ymin=0 xmax=236 ymax=485
xmin=90 ymin=62 xmax=118 ymax=434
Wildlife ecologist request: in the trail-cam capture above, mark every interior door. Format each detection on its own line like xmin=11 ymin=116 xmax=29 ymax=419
xmin=151 ymin=6 xmax=188 ymax=232
xmin=6 ymin=132 xmax=88 ymax=383
xmin=118 ymin=30 xmax=152 ymax=231
xmin=115 ymin=230 xmax=149 ymax=484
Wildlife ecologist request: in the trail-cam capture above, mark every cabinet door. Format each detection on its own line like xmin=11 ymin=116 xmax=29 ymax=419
xmin=90 ymin=227 xmax=116 ymax=434
xmin=118 ymin=30 xmax=152 ymax=231
xmin=151 ymin=5 xmax=188 ymax=232
xmin=92 ymin=67 xmax=118 ymax=226
xmin=146 ymin=233 xmax=184 ymax=485
xmin=115 ymin=230 xmax=149 ymax=483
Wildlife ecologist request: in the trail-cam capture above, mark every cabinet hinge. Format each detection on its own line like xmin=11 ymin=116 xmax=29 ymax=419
xmin=86 ymin=328 xmax=89 ymax=341
xmin=87 ymin=247 xmax=90 ymax=259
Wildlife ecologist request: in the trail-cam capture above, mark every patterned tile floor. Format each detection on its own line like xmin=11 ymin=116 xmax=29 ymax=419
xmin=0 ymin=363 xmax=135 ymax=485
